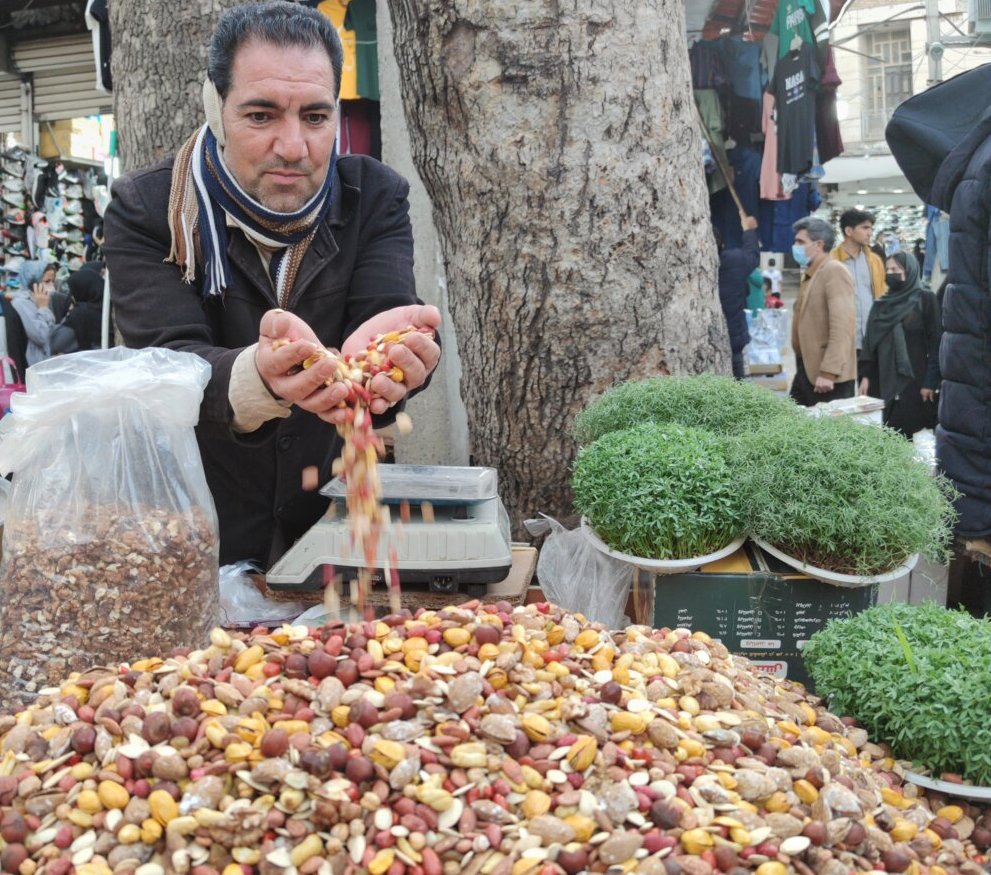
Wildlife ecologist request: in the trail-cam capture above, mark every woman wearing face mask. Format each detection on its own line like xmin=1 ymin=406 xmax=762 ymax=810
xmin=859 ymin=251 xmax=941 ymax=437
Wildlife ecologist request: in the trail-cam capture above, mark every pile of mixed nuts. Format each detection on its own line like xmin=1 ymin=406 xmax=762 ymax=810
xmin=0 ymin=602 xmax=987 ymax=875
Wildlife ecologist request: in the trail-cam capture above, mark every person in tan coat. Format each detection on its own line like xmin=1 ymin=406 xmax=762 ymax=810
xmin=789 ymin=216 xmax=857 ymax=406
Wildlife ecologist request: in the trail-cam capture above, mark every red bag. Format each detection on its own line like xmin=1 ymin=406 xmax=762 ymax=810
xmin=0 ymin=357 xmax=26 ymax=416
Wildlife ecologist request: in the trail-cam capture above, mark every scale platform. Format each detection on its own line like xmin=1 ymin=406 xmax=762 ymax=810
xmin=266 ymin=465 xmax=513 ymax=595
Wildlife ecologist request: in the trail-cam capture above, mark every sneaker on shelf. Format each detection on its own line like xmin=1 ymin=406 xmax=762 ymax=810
xmin=4 ymin=209 xmax=26 ymax=225
xmin=2 ymin=192 xmax=26 ymax=209
xmin=63 ymin=199 xmax=82 ymax=215
xmin=3 ymin=255 xmax=24 ymax=273
xmin=1 ymin=177 xmax=24 ymax=192
xmin=5 ymin=241 xmax=25 ymax=255
xmin=65 ymin=213 xmax=84 ymax=228
xmin=0 ymin=147 xmax=27 ymax=162
xmin=64 ymin=184 xmax=83 ymax=199
xmin=1 ymin=164 xmax=24 ymax=180
xmin=65 ymin=229 xmax=83 ymax=243
xmin=67 ymin=256 xmax=83 ymax=272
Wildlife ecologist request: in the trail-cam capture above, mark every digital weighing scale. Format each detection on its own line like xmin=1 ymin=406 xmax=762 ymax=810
xmin=265 ymin=465 xmax=513 ymax=596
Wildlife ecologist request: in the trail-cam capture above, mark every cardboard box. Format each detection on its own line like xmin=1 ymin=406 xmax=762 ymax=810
xmin=744 ymin=373 xmax=791 ymax=395
xmin=637 ymin=542 xmax=877 ymax=689
xmin=747 ymin=362 xmax=783 ymax=376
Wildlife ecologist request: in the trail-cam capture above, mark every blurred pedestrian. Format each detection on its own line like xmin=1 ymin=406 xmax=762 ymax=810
xmin=859 ymin=251 xmax=941 ymax=437
xmin=716 ymin=212 xmax=760 ymax=379
xmin=790 ymin=217 xmax=856 ymax=406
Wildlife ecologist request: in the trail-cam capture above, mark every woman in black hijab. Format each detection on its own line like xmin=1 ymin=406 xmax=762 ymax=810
xmin=59 ymin=268 xmax=105 ymax=352
xmin=859 ymin=251 xmax=941 ymax=437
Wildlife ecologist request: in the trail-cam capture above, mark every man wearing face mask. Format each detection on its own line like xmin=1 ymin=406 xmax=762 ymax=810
xmin=788 ymin=217 xmax=857 ymax=406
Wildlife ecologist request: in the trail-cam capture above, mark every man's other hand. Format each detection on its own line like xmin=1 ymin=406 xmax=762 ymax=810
xmin=255 ymin=309 xmax=351 ymax=422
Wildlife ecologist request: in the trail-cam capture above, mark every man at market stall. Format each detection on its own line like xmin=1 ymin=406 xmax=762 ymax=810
xmin=789 ymin=216 xmax=857 ymax=406
xmin=104 ymin=1 xmax=441 ymax=568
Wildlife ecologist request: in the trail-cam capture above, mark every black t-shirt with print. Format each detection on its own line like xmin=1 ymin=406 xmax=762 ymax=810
xmin=772 ymin=44 xmax=819 ymax=175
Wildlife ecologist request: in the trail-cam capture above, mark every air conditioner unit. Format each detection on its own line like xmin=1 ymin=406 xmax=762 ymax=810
xmin=971 ymin=0 xmax=991 ymax=34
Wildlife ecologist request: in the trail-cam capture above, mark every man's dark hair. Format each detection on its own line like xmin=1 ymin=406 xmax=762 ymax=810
xmin=209 ymin=2 xmax=344 ymax=100
xmin=839 ymin=208 xmax=875 ymax=236
xmin=768 ymin=258 xmax=776 ymax=267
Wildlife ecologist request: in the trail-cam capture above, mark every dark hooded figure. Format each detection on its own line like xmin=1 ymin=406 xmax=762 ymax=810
xmin=60 ymin=268 xmax=105 ymax=351
xmin=859 ymin=251 xmax=941 ymax=437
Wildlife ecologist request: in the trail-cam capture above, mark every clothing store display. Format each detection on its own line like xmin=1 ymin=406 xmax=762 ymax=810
xmin=759 ymin=94 xmax=788 ymax=201
xmin=710 ymin=146 xmax=761 ymax=250
xmin=816 ymin=49 xmax=844 ymax=164
xmin=317 ymin=0 xmax=359 ymax=100
xmin=344 ymin=0 xmax=379 ymax=101
xmin=85 ymin=0 xmax=112 ymax=92
xmin=769 ymin=0 xmax=829 ymax=68
xmin=923 ymin=205 xmax=949 ymax=280
xmin=719 ymin=38 xmax=764 ymax=102
xmin=689 ymin=40 xmax=727 ymax=90
xmin=770 ymin=43 xmax=819 ymax=176
xmin=695 ymin=90 xmax=728 ymax=195
xmin=339 ymin=99 xmax=381 ymax=160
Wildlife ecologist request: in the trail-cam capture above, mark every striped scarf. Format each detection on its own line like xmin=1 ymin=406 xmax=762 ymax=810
xmin=167 ymin=123 xmax=336 ymax=307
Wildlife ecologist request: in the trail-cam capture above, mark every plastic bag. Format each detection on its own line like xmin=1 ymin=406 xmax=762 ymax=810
xmin=532 ymin=514 xmax=633 ymax=629
xmin=219 ymin=561 xmax=310 ymax=629
xmin=0 ymin=347 xmax=220 ymax=711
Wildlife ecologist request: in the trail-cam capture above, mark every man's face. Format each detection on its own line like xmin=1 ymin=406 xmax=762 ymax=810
xmin=794 ymin=230 xmax=821 ymax=260
xmin=221 ymin=39 xmax=337 ymax=213
xmin=847 ymin=221 xmax=873 ymax=247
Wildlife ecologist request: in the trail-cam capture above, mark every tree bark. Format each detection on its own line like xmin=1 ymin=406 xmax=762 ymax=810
xmin=109 ymin=0 xmax=240 ymax=172
xmin=386 ymin=0 xmax=728 ymax=528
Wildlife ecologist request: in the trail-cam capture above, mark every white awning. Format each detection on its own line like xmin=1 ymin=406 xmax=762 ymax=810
xmin=820 ymin=154 xmax=904 ymax=185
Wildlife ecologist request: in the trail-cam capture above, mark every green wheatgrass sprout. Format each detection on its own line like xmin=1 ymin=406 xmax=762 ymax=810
xmin=571 ymin=423 xmax=745 ymax=560
xmin=736 ymin=415 xmax=956 ymax=576
xmin=805 ymin=602 xmax=991 ymax=785
xmin=573 ymin=375 xmax=802 ymax=446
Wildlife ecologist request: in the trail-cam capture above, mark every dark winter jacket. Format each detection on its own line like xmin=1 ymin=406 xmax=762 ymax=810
xmin=718 ymin=229 xmax=760 ymax=354
xmin=929 ymin=114 xmax=991 ymax=538
xmin=104 ymin=155 xmax=424 ymax=567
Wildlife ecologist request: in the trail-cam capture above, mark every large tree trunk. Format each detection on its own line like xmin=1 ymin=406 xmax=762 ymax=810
xmin=386 ymin=0 xmax=728 ymax=528
xmin=109 ymin=1 xmax=239 ymax=171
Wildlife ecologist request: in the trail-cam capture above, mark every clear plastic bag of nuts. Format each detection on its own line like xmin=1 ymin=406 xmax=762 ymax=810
xmin=0 ymin=347 xmax=220 ymax=712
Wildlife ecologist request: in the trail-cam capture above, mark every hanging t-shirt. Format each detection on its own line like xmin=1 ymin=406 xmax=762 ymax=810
xmin=770 ymin=0 xmax=828 ymax=70
xmin=816 ymin=49 xmax=844 ymax=164
xmin=318 ymin=0 xmax=359 ymax=100
xmin=771 ymin=44 xmax=819 ymax=176
xmin=719 ymin=38 xmax=764 ymax=102
xmin=759 ymin=94 xmax=788 ymax=201
xmin=344 ymin=0 xmax=379 ymax=102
